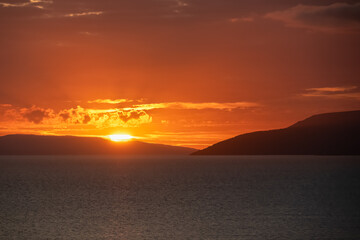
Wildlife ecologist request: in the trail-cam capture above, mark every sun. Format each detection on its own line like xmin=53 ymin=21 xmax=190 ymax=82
xmin=108 ymin=134 xmax=134 ymax=142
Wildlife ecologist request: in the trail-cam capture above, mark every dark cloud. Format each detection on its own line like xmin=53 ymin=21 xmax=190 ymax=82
xmin=302 ymin=86 xmax=360 ymax=99
xmin=23 ymin=109 xmax=48 ymax=124
xmin=82 ymin=114 xmax=91 ymax=124
xmin=266 ymin=2 xmax=360 ymax=33
xmin=59 ymin=112 xmax=70 ymax=121
xmin=298 ymin=3 xmax=360 ymax=23
xmin=118 ymin=110 xmax=146 ymax=123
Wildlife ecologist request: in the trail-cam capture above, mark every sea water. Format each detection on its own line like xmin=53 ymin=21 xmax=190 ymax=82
xmin=0 ymin=156 xmax=359 ymax=239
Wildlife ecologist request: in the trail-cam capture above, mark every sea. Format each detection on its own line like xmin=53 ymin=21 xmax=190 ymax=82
xmin=0 ymin=155 xmax=359 ymax=240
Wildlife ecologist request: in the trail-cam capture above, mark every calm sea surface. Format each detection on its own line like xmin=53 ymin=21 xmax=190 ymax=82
xmin=0 ymin=156 xmax=359 ymax=240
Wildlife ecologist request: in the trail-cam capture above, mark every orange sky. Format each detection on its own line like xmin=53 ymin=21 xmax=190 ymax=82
xmin=0 ymin=0 xmax=359 ymax=148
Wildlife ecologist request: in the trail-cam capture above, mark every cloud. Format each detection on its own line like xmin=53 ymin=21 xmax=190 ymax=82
xmin=22 ymin=108 xmax=49 ymax=124
xmin=0 ymin=2 xmax=30 ymax=8
xmin=0 ymin=0 xmax=52 ymax=9
xmin=0 ymin=104 xmax=12 ymax=107
xmin=0 ymin=100 xmax=258 ymax=135
xmin=302 ymin=86 xmax=360 ymax=100
xmin=0 ymin=1 xmax=104 ymax=19
xmin=88 ymin=99 xmax=132 ymax=104
xmin=117 ymin=110 xmax=147 ymax=123
xmin=172 ymin=0 xmax=189 ymax=14
xmin=87 ymin=99 xmax=259 ymax=111
xmin=265 ymin=3 xmax=360 ymax=33
xmin=57 ymin=106 xmax=151 ymax=128
xmin=124 ymin=101 xmax=259 ymax=111
xmin=228 ymin=17 xmax=254 ymax=23
xmin=0 ymin=0 xmax=295 ymax=25
xmin=0 ymin=105 xmax=152 ymax=128
xmin=64 ymin=11 xmax=104 ymax=18
xmin=306 ymin=86 xmax=357 ymax=93
xmin=79 ymin=31 xmax=98 ymax=36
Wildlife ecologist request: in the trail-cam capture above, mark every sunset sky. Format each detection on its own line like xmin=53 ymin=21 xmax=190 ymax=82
xmin=0 ymin=0 xmax=359 ymax=148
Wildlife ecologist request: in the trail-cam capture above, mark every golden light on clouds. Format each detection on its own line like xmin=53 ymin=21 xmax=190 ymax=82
xmin=88 ymin=99 xmax=132 ymax=104
xmin=0 ymin=104 xmax=152 ymax=128
xmin=123 ymin=102 xmax=260 ymax=111
xmin=0 ymin=99 xmax=262 ymax=148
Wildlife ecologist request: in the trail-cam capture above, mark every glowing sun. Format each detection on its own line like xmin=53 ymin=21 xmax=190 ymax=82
xmin=108 ymin=134 xmax=134 ymax=142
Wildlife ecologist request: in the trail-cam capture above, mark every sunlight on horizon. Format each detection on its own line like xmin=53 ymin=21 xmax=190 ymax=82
xmin=108 ymin=134 xmax=134 ymax=142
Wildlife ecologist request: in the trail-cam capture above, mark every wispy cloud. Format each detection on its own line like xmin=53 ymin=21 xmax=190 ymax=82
xmin=124 ymin=101 xmax=259 ymax=111
xmin=64 ymin=11 xmax=104 ymax=18
xmin=86 ymin=99 xmax=259 ymax=110
xmin=172 ymin=0 xmax=188 ymax=14
xmin=0 ymin=0 xmax=52 ymax=9
xmin=0 ymin=1 xmax=104 ymax=18
xmin=302 ymin=86 xmax=360 ymax=100
xmin=228 ymin=17 xmax=254 ymax=23
xmin=79 ymin=31 xmax=99 ymax=36
xmin=88 ymin=99 xmax=132 ymax=104
xmin=0 ymin=2 xmax=29 ymax=7
xmin=0 ymin=104 xmax=12 ymax=107
xmin=265 ymin=3 xmax=360 ymax=33
xmin=306 ymin=86 xmax=357 ymax=93
xmin=176 ymin=0 xmax=188 ymax=8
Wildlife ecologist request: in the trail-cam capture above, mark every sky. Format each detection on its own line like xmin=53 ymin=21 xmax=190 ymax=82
xmin=0 ymin=0 xmax=359 ymax=148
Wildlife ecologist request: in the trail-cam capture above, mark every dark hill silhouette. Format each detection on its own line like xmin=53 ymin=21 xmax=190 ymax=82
xmin=0 ymin=135 xmax=195 ymax=155
xmin=193 ymin=110 xmax=360 ymax=155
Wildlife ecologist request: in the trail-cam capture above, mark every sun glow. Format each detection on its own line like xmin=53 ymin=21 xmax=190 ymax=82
xmin=108 ymin=134 xmax=134 ymax=142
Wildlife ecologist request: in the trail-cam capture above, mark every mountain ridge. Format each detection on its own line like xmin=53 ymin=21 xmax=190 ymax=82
xmin=193 ymin=110 xmax=360 ymax=155
xmin=0 ymin=134 xmax=195 ymax=155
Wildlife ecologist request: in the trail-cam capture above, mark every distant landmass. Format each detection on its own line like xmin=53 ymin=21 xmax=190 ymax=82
xmin=0 ymin=135 xmax=195 ymax=155
xmin=193 ymin=110 xmax=360 ymax=155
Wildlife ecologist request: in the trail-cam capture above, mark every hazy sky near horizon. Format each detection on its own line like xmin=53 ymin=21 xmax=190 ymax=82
xmin=0 ymin=0 xmax=359 ymax=148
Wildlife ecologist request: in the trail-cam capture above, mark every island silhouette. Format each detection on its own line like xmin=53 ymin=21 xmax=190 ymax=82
xmin=0 ymin=135 xmax=195 ymax=155
xmin=193 ymin=110 xmax=360 ymax=155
